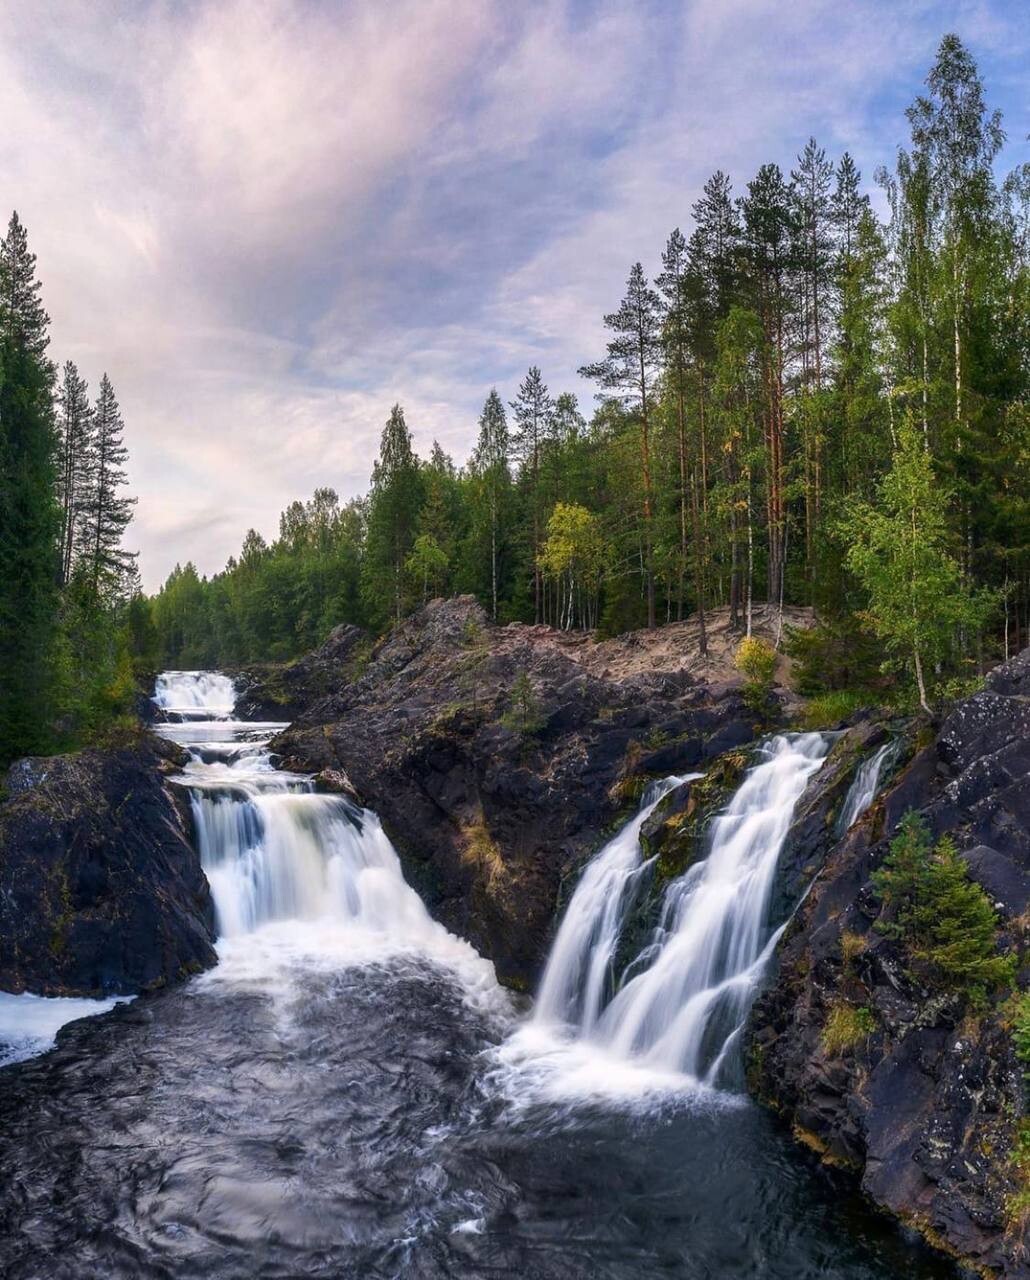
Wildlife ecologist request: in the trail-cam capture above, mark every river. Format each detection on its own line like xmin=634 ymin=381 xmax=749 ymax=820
xmin=0 ymin=673 xmax=952 ymax=1278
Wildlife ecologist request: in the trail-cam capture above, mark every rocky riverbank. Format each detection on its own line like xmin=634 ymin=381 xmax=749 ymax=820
xmin=747 ymin=648 xmax=1030 ymax=1277
xmin=0 ymin=729 xmax=216 ymax=997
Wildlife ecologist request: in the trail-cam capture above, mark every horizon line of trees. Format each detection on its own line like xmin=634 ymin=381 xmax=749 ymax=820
xmin=0 ymin=212 xmax=148 ymax=766
xmin=153 ymin=34 xmax=1026 ymax=708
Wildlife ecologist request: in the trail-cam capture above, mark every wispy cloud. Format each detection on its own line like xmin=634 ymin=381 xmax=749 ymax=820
xmin=0 ymin=0 xmax=1025 ymax=587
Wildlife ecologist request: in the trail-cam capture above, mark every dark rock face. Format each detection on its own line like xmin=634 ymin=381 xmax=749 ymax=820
xmin=0 ymin=733 xmax=217 ymax=997
xmin=272 ymin=596 xmax=757 ymax=988
xmin=232 ymin=624 xmax=370 ymax=721
xmin=747 ymin=650 xmax=1030 ymax=1277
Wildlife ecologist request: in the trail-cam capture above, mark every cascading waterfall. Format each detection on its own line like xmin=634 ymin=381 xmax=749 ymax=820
xmin=156 ymin=673 xmax=498 ymax=996
xmin=838 ymin=738 xmax=899 ymax=833
xmin=532 ymin=733 xmax=829 ymax=1087
xmin=535 ymin=775 xmax=701 ymax=1034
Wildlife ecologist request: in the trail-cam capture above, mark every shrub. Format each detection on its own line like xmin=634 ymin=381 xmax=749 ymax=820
xmin=1011 ymin=992 xmax=1030 ymax=1075
xmin=500 ymin=672 xmax=545 ymax=738
xmin=872 ymin=811 xmax=1017 ymax=1007
xmin=784 ymin=617 xmax=883 ymax=696
xmin=821 ymin=1002 xmax=876 ymax=1056
xmin=735 ymin=636 xmax=777 ymax=712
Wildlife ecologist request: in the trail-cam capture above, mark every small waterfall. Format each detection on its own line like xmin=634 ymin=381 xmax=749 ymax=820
xmin=838 ymin=739 xmax=898 ymax=833
xmin=156 ymin=672 xmax=498 ymax=997
xmin=535 ymin=775 xmax=700 ymax=1032
xmin=533 ymin=733 xmax=829 ymax=1087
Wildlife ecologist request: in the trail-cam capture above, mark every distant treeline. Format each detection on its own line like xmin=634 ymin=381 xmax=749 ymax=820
xmin=0 ymin=215 xmax=147 ymax=765
xmin=154 ymin=35 xmax=1026 ymax=710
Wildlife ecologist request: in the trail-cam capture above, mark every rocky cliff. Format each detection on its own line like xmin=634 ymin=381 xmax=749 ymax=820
xmin=269 ymin=596 xmax=771 ymax=988
xmin=0 ymin=731 xmax=217 ymax=997
xmin=747 ymin=648 xmax=1030 ymax=1277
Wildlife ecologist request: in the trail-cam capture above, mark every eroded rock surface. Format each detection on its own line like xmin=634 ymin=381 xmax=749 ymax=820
xmin=271 ymin=596 xmax=760 ymax=987
xmin=0 ymin=732 xmax=216 ymax=997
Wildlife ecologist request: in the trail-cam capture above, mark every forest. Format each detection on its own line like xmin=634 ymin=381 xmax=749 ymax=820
xmin=151 ymin=36 xmax=1028 ymax=717
xmin=0 ymin=213 xmax=146 ymax=765
xmin=1 ymin=35 xmax=1027 ymax=768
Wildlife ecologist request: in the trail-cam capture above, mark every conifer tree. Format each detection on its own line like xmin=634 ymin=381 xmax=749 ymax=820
xmin=510 ymin=366 xmax=554 ymax=622
xmin=80 ymin=373 xmax=137 ymax=598
xmin=472 ymin=390 xmax=510 ymax=621
xmin=55 ymin=360 xmax=93 ymax=586
xmin=579 ymin=262 xmax=662 ymax=627
xmin=0 ymin=212 xmax=60 ymax=761
xmin=364 ymin=404 xmax=422 ymax=626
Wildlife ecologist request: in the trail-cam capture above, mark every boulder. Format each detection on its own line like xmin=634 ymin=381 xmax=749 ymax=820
xmin=0 ymin=732 xmax=216 ymax=997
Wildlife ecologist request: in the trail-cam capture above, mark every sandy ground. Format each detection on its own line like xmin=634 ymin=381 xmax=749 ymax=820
xmin=498 ymin=604 xmax=816 ymax=687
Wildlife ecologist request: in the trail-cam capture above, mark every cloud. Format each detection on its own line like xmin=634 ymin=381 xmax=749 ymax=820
xmin=0 ymin=0 xmax=1024 ymax=588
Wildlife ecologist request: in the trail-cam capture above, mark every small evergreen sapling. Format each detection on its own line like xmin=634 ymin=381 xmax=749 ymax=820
xmin=872 ymin=811 xmax=1015 ymax=1006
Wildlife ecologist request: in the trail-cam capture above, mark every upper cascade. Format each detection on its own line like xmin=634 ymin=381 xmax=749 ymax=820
xmin=533 ymin=732 xmax=830 ymax=1086
xmin=153 ymin=670 xmax=237 ymax=718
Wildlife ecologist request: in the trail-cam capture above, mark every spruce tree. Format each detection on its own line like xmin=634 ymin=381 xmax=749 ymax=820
xmin=0 ymin=212 xmax=60 ymax=762
xmin=363 ymin=404 xmax=423 ymax=626
xmin=472 ymin=390 xmax=510 ymax=621
xmin=80 ymin=373 xmax=136 ymax=598
xmin=55 ymin=360 xmax=93 ymax=586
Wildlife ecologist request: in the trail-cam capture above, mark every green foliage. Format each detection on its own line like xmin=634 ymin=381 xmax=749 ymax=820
xmin=1008 ymin=991 xmax=1030 ymax=1079
xmin=784 ymin=618 xmax=884 ymax=697
xmin=500 ymin=672 xmax=545 ymax=739
xmin=820 ymin=1002 xmax=876 ymax=1056
xmin=735 ymin=636 xmax=777 ymax=712
xmin=139 ymin=35 xmax=1027 ymax=702
xmin=797 ymin=689 xmax=875 ymax=730
xmin=872 ymin=811 xmax=1016 ymax=1006
xmin=838 ymin=421 xmax=996 ymax=712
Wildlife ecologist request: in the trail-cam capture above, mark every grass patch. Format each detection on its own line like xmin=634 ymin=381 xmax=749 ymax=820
xmin=1007 ymin=1119 xmax=1030 ymax=1234
xmin=797 ymin=689 xmax=876 ymax=730
xmin=820 ymin=1002 xmax=876 ymax=1056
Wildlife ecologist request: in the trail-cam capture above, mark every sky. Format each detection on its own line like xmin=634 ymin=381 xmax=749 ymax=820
xmin=1 ymin=0 xmax=1026 ymax=589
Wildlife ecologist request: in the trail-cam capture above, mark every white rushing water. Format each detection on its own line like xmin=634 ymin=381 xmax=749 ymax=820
xmin=157 ymin=674 xmax=501 ymax=1008
xmin=153 ymin=670 xmax=236 ymax=718
xmin=510 ymin=734 xmax=829 ymax=1096
xmin=838 ymin=739 xmax=897 ymax=833
xmin=0 ymin=991 xmax=130 ymax=1067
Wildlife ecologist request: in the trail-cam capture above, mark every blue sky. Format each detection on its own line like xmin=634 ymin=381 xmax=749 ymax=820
xmin=1 ymin=0 xmax=1026 ymax=587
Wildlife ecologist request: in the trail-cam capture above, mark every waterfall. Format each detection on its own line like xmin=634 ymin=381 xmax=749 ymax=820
xmin=535 ymin=775 xmax=701 ymax=1032
xmin=157 ymin=672 xmax=498 ymax=999
xmin=153 ymin=671 xmax=236 ymax=717
xmin=838 ymin=739 xmax=897 ymax=833
xmin=532 ymin=733 xmax=829 ymax=1087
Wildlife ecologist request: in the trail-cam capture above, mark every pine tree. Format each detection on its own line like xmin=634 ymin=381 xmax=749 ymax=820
xmin=0 ymin=212 xmax=60 ymax=762
xmin=510 ymin=366 xmax=554 ymax=623
xmin=79 ymin=373 xmax=136 ymax=598
xmin=55 ymin=360 xmax=93 ymax=586
xmin=740 ymin=165 xmax=795 ymax=612
xmin=579 ymin=263 xmax=662 ymax=627
xmin=791 ymin=138 xmax=835 ymax=589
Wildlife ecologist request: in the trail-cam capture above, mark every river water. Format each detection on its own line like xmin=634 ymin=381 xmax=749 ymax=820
xmin=0 ymin=674 xmax=953 ymax=1279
